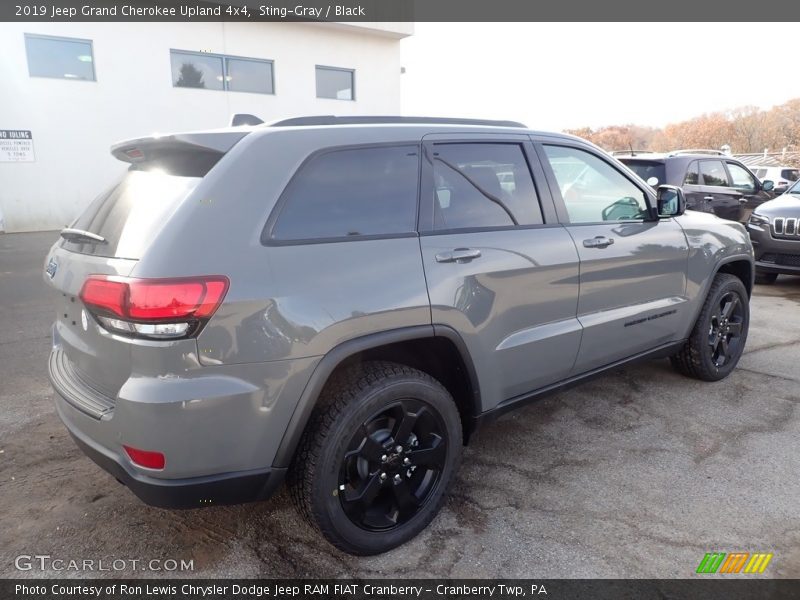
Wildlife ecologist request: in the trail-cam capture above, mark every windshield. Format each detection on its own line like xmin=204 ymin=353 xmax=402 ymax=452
xmin=618 ymin=160 xmax=666 ymax=187
xmin=787 ymin=179 xmax=800 ymax=194
xmin=61 ymin=169 xmax=200 ymax=259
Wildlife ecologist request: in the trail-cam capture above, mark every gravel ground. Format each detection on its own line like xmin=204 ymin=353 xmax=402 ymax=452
xmin=1 ymin=231 xmax=799 ymax=578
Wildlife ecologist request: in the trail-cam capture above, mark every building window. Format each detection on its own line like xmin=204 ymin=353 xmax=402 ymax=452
xmin=170 ymin=50 xmax=274 ymax=94
xmin=316 ymin=66 xmax=355 ymax=100
xmin=25 ymin=34 xmax=96 ymax=81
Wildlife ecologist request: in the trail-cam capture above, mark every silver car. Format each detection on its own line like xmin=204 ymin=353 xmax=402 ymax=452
xmin=45 ymin=116 xmax=754 ymax=555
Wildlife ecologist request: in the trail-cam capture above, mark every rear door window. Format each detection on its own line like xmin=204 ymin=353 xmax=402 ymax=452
xmin=430 ymin=143 xmax=541 ymax=230
xmin=269 ymin=145 xmax=419 ymax=241
xmin=699 ymin=160 xmax=730 ymax=187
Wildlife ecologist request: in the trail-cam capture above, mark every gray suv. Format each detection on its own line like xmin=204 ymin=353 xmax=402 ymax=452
xmin=45 ymin=116 xmax=754 ymax=555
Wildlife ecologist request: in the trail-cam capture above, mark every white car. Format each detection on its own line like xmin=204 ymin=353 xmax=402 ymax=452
xmin=751 ymin=165 xmax=800 ymax=194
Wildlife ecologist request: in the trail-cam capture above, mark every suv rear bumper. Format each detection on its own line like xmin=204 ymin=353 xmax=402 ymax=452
xmin=48 ymin=333 xmax=319 ymax=508
xmin=54 ymin=391 xmax=286 ymax=508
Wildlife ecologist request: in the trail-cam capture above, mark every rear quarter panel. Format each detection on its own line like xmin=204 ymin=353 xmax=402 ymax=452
xmin=131 ymin=127 xmax=433 ymax=365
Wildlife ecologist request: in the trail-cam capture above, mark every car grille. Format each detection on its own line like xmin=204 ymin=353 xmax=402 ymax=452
xmin=48 ymin=347 xmax=115 ymax=419
xmin=759 ymin=253 xmax=800 ymax=268
xmin=772 ymin=217 xmax=800 ymax=238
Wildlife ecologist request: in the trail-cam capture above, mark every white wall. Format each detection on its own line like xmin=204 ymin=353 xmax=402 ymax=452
xmin=0 ymin=22 xmax=406 ymax=232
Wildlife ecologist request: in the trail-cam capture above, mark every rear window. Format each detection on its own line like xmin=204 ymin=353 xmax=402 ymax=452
xmin=781 ymin=169 xmax=800 ymax=182
xmin=62 ymin=170 xmax=200 ymax=259
xmin=619 ymin=160 xmax=666 ymax=187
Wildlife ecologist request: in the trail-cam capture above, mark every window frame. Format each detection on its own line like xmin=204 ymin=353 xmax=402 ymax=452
xmin=261 ymin=141 xmax=423 ymax=246
xmin=315 ymin=65 xmax=356 ymax=101
xmin=169 ymin=49 xmax=275 ymax=95
xmin=24 ymin=33 xmax=96 ymax=82
xmin=419 ymin=138 xmax=551 ymax=235
xmin=534 ymin=141 xmax=657 ymax=225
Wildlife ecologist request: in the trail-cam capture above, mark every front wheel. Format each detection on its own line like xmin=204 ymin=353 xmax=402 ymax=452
xmin=670 ymin=273 xmax=749 ymax=381
xmin=288 ymin=361 xmax=462 ymax=555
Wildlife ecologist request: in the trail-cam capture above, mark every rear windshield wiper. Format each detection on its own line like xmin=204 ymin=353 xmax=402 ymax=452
xmin=60 ymin=228 xmax=107 ymax=244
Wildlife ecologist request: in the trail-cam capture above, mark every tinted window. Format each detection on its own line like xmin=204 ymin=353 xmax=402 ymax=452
xmin=316 ymin=66 xmax=354 ymax=100
xmin=171 ymin=51 xmax=223 ymax=90
xmin=64 ymin=171 xmax=200 ymax=259
xmin=431 ymin=143 xmax=541 ymax=230
xmin=621 ymin=160 xmax=666 ymax=187
xmin=755 ymin=169 xmax=767 ymax=179
xmin=25 ymin=34 xmax=95 ymax=81
xmin=226 ymin=57 xmax=274 ymax=94
xmin=726 ymin=162 xmax=757 ymax=191
xmin=271 ymin=146 xmax=419 ymax=240
xmin=684 ymin=161 xmax=700 ymax=185
xmin=700 ymin=160 xmax=730 ymax=187
xmin=543 ymin=145 xmax=648 ymax=223
xmin=781 ymin=169 xmax=800 ymax=182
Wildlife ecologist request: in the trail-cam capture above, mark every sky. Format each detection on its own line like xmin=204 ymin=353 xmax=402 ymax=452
xmin=400 ymin=23 xmax=800 ymax=131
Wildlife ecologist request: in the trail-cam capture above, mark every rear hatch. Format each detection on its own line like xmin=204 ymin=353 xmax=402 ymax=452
xmin=45 ymin=130 xmax=247 ymax=417
xmin=618 ymin=158 xmax=666 ymax=188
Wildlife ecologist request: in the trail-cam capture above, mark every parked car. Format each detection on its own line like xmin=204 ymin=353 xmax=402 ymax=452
xmin=751 ymin=165 xmax=800 ymax=195
xmin=616 ymin=150 xmax=775 ymax=223
xmin=45 ymin=117 xmax=754 ymax=555
xmin=747 ymin=178 xmax=800 ymax=283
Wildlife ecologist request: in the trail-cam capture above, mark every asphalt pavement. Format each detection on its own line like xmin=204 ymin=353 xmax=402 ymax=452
xmin=1 ymin=231 xmax=799 ymax=578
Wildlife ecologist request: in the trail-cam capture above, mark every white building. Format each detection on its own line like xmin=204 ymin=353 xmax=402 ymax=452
xmin=0 ymin=22 xmax=412 ymax=232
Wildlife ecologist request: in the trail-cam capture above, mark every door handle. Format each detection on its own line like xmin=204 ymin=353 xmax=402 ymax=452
xmin=582 ymin=236 xmax=615 ymax=249
xmin=435 ymin=248 xmax=482 ymax=263
xmin=703 ymin=196 xmax=715 ymax=201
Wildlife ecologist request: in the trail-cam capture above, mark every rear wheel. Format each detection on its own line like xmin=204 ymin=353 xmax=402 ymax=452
xmin=670 ymin=273 xmax=749 ymax=381
xmin=755 ymin=271 xmax=778 ymax=285
xmin=288 ymin=361 xmax=462 ymax=555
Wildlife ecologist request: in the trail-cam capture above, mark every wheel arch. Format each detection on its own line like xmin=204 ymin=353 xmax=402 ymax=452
xmin=716 ymin=257 xmax=754 ymax=298
xmin=272 ymin=325 xmax=482 ymax=468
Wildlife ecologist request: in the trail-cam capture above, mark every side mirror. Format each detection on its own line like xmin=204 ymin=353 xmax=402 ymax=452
xmin=656 ymin=185 xmax=686 ymax=217
xmin=762 ymin=179 xmax=775 ymax=192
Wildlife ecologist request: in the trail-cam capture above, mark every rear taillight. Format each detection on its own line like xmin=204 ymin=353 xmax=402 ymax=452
xmin=80 ymin=275 xmax=229 ymax=339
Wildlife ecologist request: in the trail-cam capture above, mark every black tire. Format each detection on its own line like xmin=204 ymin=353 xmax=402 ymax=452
xmin=754 ymin=271 xmax=778 ymax=285
xmin=670 ymin=273 xmax=749 ymax=381
xmin=288 ymin=361 xmax=462 ymax=555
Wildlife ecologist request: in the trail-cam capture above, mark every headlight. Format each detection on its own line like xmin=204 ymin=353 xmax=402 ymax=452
xmin=749 ymin=213 xmax=769 ymax=226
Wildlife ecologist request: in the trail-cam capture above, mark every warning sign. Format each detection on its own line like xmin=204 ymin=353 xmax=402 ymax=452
xmin=0 ymin=130 xmax=35 ymax=162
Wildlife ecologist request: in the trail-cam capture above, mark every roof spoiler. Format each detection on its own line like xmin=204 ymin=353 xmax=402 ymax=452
xmin=111 ymin=132 xmax=248 ymax=164
xmin=230 ymin=113 xmax=265 ymax=127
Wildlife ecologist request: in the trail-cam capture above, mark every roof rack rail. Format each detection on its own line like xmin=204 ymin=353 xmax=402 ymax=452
xmin=269 ymin=115 xmax=528 ymax=128
xmin=668 ymin=148 xmax=727 ymax=156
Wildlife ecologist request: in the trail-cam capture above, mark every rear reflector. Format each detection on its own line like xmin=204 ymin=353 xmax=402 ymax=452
xmin=80 ymin=275 xmax=229 ymax=339
xmin=123 ymin=445 xmax=165 ymax=470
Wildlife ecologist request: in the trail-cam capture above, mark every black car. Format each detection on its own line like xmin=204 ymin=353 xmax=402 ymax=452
xmin=616 ymin=150 xmax=775 ymax=223
xmin=746 ymin=179 xmax=800 ymax=283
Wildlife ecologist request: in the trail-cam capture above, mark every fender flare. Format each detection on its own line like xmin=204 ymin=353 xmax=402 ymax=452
xmin=271 ymin=324 xmax=481 ymax=468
